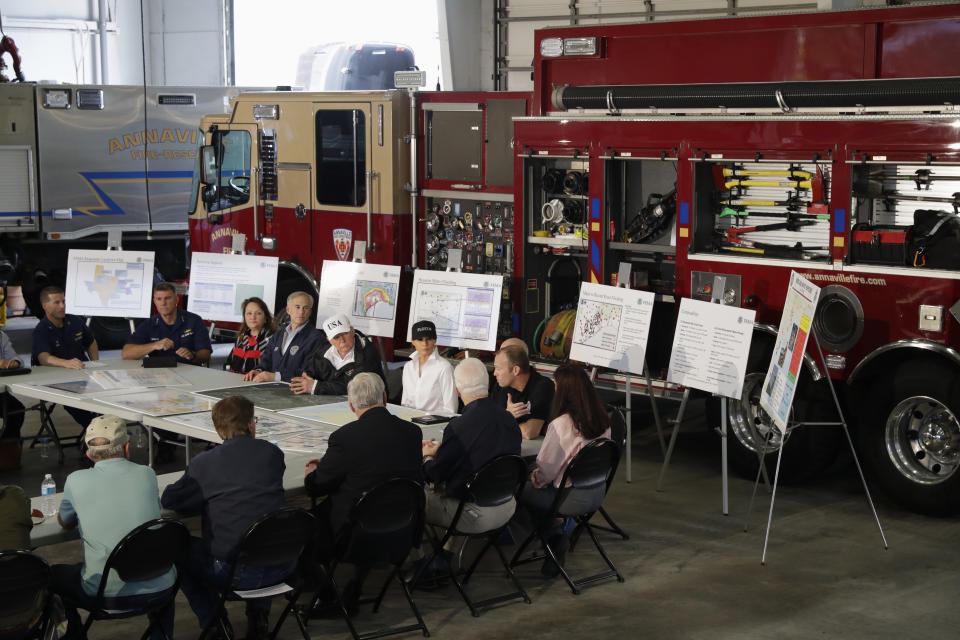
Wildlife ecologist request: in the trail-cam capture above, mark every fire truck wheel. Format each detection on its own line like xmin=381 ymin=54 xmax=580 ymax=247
xmin=859 ymin=359 xmax=960 ymax=516
xmin=709 ymin=370 xmax=841 ymax=483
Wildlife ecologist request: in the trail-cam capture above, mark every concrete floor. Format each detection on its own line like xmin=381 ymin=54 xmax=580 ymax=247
xmin=5 ymin=397 xmax=960 ymax=640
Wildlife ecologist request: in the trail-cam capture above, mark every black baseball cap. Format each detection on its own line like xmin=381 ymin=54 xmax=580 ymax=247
xmin=412 ymin=320 xmax=438 ymax=341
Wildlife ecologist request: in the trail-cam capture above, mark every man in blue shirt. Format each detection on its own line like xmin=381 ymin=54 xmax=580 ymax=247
xmin=53 ymin=415 xmax=176 ymax=640
xmin=245 ymin=291 xmax=322 ymax=383
xmin=122 ymin=282 xmax=212 ymax=365
xmin=31 ymin=286 xmax=99 ymax=450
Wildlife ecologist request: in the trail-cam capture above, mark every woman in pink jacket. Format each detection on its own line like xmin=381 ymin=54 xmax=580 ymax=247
xmin=520 ymin=364 xmax=611 ymax=576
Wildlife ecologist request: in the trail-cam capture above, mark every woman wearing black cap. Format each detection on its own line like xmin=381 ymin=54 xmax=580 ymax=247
xmin=401 ymin=320 xmax=457 ymax=414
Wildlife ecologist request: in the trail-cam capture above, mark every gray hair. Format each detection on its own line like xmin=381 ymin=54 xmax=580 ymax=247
xmin=287 ymin=290 xmax=315 ymax=307
xmin=454 ymin=357 xmax=488 ymax=398
xmin=347 ymin=372 xmax=385 ymax=410
xmin=86 ymin=439 xmax=126 ymax=461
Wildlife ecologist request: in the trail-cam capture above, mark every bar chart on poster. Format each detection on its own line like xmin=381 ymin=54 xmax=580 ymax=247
xmin=187 ymin=252 xmax=279 ymax=323
xmin=408 ymin=270 xmax=502 ymax=351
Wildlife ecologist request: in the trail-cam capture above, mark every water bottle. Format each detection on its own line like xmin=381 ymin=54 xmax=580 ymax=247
xmin=39 ymin=437 xmax=50 ymax=459
xmin=41 ymin=474 xmax=57 ymax=518
xmin=134 ymin=427 xmax=146 ymax=449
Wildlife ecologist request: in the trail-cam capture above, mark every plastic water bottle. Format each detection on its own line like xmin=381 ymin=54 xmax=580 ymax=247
xmin=39 ymin=437 xmax=50 ymax=459
xmin=41 ymin=474 xmax=57 ymax=518
xmin=134 ymin=427 xmax=146 ymax=449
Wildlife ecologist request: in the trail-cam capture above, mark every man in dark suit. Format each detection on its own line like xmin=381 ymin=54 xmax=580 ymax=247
xmin=303 ymin=372 xmax=422 ymax=614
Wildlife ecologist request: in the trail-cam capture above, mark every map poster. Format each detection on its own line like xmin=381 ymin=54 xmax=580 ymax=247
xmin=95 ymin=388 xmax=214 ymax=416
xmin=667 ymin=298 xmax=756 ymax=399
xmin=759 ymin=271 xmax=821 ymax=433
xmin=569 ymin=283 xmax=655 ymax=375
xmin=65 ymin=249 xmax=155 ymax=318
xmin=187 ymin=252 xmax=280 ymax=323
xmin=316 ymin=260 xmax=402 ymax=338
xmin=407 ymin=270 xmax=503 ymax=351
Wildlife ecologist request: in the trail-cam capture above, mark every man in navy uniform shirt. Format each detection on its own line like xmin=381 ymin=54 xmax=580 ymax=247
xmin=122 ymin=283 xmax=212 ymax=365
xmin=32 ymin=286 xmax=99 ymax=444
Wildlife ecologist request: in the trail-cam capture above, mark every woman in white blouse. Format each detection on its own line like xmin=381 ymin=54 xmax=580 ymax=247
xmin=401 ymin=320 xmax=458 ymax=414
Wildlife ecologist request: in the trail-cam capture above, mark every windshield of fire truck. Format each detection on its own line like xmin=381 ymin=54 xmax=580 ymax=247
xmin=201 ymin=129 xmax=253 ymax=212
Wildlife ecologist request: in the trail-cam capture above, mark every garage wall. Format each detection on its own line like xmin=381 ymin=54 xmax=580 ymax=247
xmin=0 ymin=0 xmax=227 ymax=86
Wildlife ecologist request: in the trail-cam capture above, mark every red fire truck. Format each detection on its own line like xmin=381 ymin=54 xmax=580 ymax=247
xmin=189 ymin=5 xmax=960 ymax=515
xmin=502 ymin=4 xmax=960 ymax=515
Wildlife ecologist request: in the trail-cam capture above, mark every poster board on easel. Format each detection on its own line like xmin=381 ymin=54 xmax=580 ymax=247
xmin=659 ymin=296 xmax=756 ymax=512
xmin=316 ymin=260 xmax=402 ymax=339
xmin=758 ymin=270 xmax=820 ymax=434
xmin=65 ymin=249 xmax=155 ymax=318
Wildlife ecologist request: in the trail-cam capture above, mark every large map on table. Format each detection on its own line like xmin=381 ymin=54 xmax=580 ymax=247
xmin=195 ymin=383 xmax=346 ymax=412
xmin=96 ymin=388 xmax=214 ymax=416
xmin=280 ymin=401 xmax=429 ymax=427
xmin=65 ymin=249 xmax=155 ymax=318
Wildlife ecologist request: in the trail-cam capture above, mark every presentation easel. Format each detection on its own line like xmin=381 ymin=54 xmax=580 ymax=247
xmin=746 ymin=327 xmax=888 ymax=564
xmin=612 ymin=262 xmax=666 ymax=482
xmin=656 ymin=287 xmax=756 ymax=516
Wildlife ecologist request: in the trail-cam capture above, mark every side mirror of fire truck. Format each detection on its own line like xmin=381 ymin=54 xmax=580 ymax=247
xmin=200 ymin=145 xmax=217 ymax=185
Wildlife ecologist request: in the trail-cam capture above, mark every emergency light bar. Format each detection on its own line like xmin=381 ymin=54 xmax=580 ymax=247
xmin=540 ymin=36 xmax=598 ymax=57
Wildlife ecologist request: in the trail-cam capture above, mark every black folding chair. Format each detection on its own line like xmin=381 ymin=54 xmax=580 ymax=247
xmin=82 ymin=518 xmax=189 ymax=640
xmin=571 ymin=408 xmax=630 ymax=548
xmin=411 ymin=454 xmax=531 ymax=616
xmin=510 ymin=439 xmax=625 ymax=595
xmin=200 ymin=507 xmax=317 ymax=640
xmin=0 ymin=550 xmax=51 ymax=639
xmin=311 ymin=477 xmax=429 ymax=640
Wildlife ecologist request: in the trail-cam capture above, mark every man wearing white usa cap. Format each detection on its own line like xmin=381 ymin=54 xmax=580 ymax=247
xmin=290 ymin=314 xmax=386 ymax=395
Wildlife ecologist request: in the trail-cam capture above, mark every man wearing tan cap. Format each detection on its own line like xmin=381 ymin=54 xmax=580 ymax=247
xmin=53 ymin=415 xmax=175 ymax=640
xmin=290 ymin=313 xmax=385 ymax=396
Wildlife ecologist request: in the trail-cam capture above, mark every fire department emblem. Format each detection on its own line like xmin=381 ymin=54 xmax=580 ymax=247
xmin=333 ymin=228 xmax=353 ymax=261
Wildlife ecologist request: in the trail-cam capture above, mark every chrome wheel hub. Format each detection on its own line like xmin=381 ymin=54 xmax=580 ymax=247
xmin=885 ymin=396 xmax=960 ymax=485
xmin=729 ymin=372 xmax=783 ymax=455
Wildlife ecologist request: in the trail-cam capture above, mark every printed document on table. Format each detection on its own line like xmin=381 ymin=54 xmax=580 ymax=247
xmin=317 ymin=260 xmax=402 ymax=338
xmin=759 ymin=271 xmax=821 ymax=433
xmin=281 ymin=402 xmax=431 ymax=427
xmin=89 ymin=368 xmax=190 ymax=390
xmin=667 ymin=298 xmax=756 ymax=399
xmin=96 ymin=388 xmax=214 ymax=416
xmin=568 ymin=283 xmax=655 ymax=375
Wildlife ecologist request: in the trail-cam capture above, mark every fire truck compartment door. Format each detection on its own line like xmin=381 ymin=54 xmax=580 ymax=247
xmin=275 ymin=163 xmax=313 ymax=253
xmin=427 ymin=106 xmax=482 ymax=183
xmin=0 ymin=83 xmax=38 ymax=232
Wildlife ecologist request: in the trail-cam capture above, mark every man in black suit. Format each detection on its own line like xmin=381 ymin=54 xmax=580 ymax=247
xmin=303 ymin=372 xmax=422 ymax=614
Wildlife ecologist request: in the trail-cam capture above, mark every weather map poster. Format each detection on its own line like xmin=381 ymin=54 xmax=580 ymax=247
xmin=759 ymin=271 xmax=821 ymax=433
xmin=569 ymin=283 xmax=656 ymax=375
xmin=667 ymin=298 xmax=756 ymax=399
xmin=65 ymin=249 xmax=154 ymax=318
xmin=408 ymin=270 xmax=503 ymax=351
xmin=187 ymin=252 xmax=279 ymax=323
xmin=317 ymin=261 xmax=402 ymax=338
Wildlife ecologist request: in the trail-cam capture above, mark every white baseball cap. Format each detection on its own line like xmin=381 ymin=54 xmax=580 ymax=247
xmin=322 ymin=313 xmax=352 ymax=338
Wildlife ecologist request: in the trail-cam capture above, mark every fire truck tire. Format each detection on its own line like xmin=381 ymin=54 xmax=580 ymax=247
xmin=858 ymin=359 xmax=960 ymax=516
xmin=707 ymin=365 xmax=842 ymax=483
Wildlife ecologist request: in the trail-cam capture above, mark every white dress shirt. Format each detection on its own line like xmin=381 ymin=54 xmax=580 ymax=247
xmin=401 ymin=349 xmax=458 ymax=414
